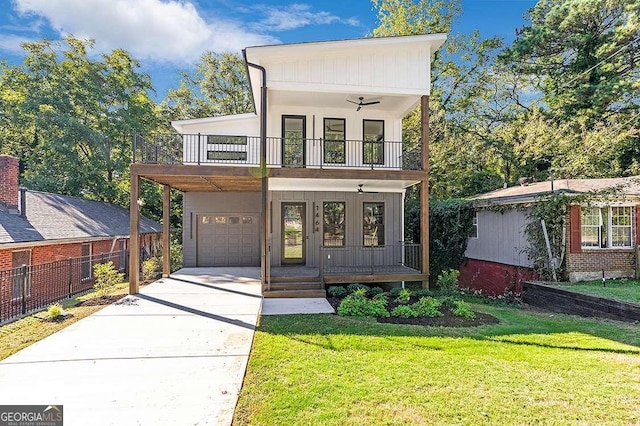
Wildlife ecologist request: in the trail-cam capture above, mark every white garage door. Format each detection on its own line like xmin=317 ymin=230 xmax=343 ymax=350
xmin=196 ymin=214 xmax=260 ymax=266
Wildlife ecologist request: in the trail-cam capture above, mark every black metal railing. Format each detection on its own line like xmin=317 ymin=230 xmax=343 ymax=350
xmin=0 ymin=250 xmax=132 ymax=324
xmin=319 ymin=243 xmax=421 ymax=276
xmin=133 ymin=133 xmax=422 ymax=170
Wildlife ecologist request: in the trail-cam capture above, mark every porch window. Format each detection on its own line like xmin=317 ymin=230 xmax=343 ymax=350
xmin=323 ymin=118 xmax=345 ymax=164
xmin=363 ymin=119 xmax=384 ymax=165
xmin=363 ymin=202 xmax=385 ymax=246
xmin=581 ymin=206 xmax=632 ymax=248
xmin=323 ymin=202 xmax=345 ymax=247
xmin=11 ymin=250 xmax=31 ymax=299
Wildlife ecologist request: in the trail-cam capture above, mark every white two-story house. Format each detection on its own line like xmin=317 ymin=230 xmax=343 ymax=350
xmin=129 ymin=33 xmax=446 ymax=297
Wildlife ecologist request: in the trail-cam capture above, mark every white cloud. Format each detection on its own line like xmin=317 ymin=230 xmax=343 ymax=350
xmin=0 ymin=33 xmax=35 ymax=54
xmin=257 ymin=4 xmax=360 ymax=31
xmin=11 ymin=0 xmax=278 ymax=62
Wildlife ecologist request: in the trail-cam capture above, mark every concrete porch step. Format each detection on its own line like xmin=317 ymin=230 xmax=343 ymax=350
xmin=270 ymin=275 xmax=321 ymax=283
xmin=263 ymin=289 xmax=327 ymax=298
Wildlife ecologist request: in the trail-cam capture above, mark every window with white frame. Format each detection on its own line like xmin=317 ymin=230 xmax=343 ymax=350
xmin=581 ymin=206 xmax=632 ymax=248
xmin=470 ymin=211 xmax=478 ymax=238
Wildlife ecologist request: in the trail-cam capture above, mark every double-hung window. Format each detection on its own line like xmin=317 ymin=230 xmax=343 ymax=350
xmin=581 ymin=206 xmax=632 ymax=248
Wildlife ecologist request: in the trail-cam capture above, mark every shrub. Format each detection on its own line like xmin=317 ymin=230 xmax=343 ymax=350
xmin=394 ymin=288 xmax=412 ymax=304
xmin=337 ymin=293 xmax=389 ymax=318
xmin=327 ymin=286 xmax=347 ymax=298
xmin=47 ymin=303 xmax=66 ymax=319
xmin=437 ymin=269 xmax=460 ymax=296
xmin=142 ymin=257 xmax=160 ymax=281
xmin=346 ymin=283 xmax=370 ymax=294
xmin=389 ymin=287 xmax=403 ymax=298
xmin=366 ymin=286 xmax=384 ymax=298
xmin=372 ymin=293 xmax=388 ymax=302
xmin=169 ymin=237 xmax=183 ymax=272
xmin=413 ymin=289 xmax=434 ymax=298
xmin=412 ymin=297 xmax=443 ymax=317
xmin=391 ymin=305 xmax=418 ymax=318
xmin=440 ymin=296 xmax=459 ymax=310
xmin=93 ymin=261 xmax=125 ymax=297
xmin=451 ymin=300 xmax=476 ymax=319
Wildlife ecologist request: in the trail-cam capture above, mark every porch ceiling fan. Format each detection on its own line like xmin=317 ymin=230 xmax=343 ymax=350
xmin=347 ymin=97 xmax=380 ymax=111
xmin=357 ymin=184 xmax=378 ymax=194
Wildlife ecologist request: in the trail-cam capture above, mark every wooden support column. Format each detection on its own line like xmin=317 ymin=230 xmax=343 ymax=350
xmin=129 ymin=173 xmax=140 ymax=294
xmin=420 ymin=95 xmax=430 ymax=289
xmin=162 ymin=184 xmax=171 ymax=278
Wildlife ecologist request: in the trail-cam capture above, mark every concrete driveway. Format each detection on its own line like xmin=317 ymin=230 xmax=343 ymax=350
xmin=0 ymin=268 xmax=262 ymax=426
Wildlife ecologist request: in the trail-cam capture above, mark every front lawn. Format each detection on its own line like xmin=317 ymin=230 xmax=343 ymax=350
xmin=234 ymin=303 xmax=640 ymax=425
xmin=567 ymin=279 xmax=640 ymax=304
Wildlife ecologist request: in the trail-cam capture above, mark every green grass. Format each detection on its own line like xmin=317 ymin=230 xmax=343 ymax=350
xmin=0 ymin=282 xmax=130 ymax=360
xmin=566 ymin=280 xmax=640 ymax=304
xmin=235 ymin=303 xmax=640 ymax=425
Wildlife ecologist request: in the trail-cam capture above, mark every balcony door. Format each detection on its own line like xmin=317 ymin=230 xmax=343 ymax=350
xmin=281 ymin=202 xmax=306 ymax=265
xmin=282 ymin=115 xmax=306 ymax=167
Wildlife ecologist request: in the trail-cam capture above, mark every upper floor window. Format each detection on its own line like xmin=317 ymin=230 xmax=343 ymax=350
xmin=363 ymin=202 xmax=385 ymax=246
xmin=363 ymin=120 xmax=384 ymax=165
xmin=581 ymin=206 xmax=632 ymax=248
xmin=324 ymin=118 xmax=345 ymax=164
xmin=470 ymin=211 xmax=478 ymax=238
xmin=323 ymin=202 xmax=345 ymax=247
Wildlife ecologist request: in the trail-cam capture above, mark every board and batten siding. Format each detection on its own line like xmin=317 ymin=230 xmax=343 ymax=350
xmin=270 ymin=190 xmax=403 ymax=267
xmin=465 ymin=208 xmax=533 ymax=268
xmin=183 ymin=192 xmax=261 ymax=267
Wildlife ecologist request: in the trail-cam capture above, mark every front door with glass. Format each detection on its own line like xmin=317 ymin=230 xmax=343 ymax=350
xmin=281 ymin=202 xmax=306 ymax=264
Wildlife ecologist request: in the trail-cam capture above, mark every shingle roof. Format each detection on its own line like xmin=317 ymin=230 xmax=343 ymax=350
xmin=0 ymin=191 xmax=161 ymax=244
xmin=470 ymin=177 xmax=640 ymax=205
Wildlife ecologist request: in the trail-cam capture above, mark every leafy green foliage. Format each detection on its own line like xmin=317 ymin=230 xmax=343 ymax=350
xmin=169 ymin=237 xmax=183 ymax=272
xmin=436 ymin=269 xmax=460 ymax=296
xmin=346 ymin=283 xmax=370 ymax=294
xmin=366 ymin=287 xmax=384 ymax=298
xmin=394 ymin=288 xmax=412 ymax=304
xmin=141 ymin=257 xmax=160 ymax=281
xmin=372 ymin=293 xmax=388 ymax=303
xmin=337 ymin=293 xmax=390 ymax=318
xmin=411 ymin=297 xmax=443 ymax=318
xmin=413 ymin=289 xmax=434 ymax=298
xmin=93 ymin=261 xmax=125 ymax=297
xmin=328 ymin=286 xmax=347 ymax=298
xmin=390 ymin=305 xmax=419 ymax=318
xmin=47 ymin=303 xmax=65 ymax=319
xmin=450 ymin=300 xmax=476 ymax=319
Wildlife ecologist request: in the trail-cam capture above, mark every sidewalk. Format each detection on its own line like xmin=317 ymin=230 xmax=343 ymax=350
xmin=0 ymin=270 xmax=262 ymax=425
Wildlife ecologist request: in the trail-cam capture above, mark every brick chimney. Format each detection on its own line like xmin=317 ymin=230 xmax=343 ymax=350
xmin=0 ymin=155 xmax=19 ymax=213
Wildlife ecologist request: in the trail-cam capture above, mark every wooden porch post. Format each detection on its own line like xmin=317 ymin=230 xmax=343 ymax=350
xmin=129 ymin=172 xmax=140 ymax=294
xmin=162 ymin=184 xmax=171 ymax=278
xmin=420 ymin=95 xmax=430 ymax=289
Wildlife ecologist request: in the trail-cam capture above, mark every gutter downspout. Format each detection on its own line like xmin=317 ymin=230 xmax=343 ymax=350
xmin=243 ymin=50 xmax=269 ymax=293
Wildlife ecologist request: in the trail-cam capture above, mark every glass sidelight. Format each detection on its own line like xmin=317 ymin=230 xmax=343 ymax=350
xmin=282 ymin=202 xmax=306 ymax=264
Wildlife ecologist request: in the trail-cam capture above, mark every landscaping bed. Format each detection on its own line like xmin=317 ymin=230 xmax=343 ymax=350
xmin=327 ymin=270 xmax=499 ymax=327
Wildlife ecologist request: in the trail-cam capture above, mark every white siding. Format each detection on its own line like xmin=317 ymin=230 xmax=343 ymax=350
xmin=465 ymin=208 xmax=533 ymax=267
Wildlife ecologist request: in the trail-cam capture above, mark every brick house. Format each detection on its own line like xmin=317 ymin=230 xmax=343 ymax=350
xmin=0 ymin=155 xmax=161 ymax=317
xmin=460 ymin=177 xmax=640 ymax=295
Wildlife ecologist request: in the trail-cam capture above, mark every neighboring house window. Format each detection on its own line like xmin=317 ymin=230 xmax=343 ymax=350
xmin=11 ymin=250 xmax=31 ymax=299
xmin=581 ymin=206 xmax=632 ymax=248
xmin=363 ymin=202 xmax=385 ymax=246
xmin=470 ymin=211 xmax=478 ymax=238
xmin=323 ymin=118 xmax=345 ymax=164
xmin=323 ymin=202 xmax=345 ymax=247
xmin=363 ymin=119 xmax=384 ymax=165
xmin=81 ymin=243 xmax=92 ymax=280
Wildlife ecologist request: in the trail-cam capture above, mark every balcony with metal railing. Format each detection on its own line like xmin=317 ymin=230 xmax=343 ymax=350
xmin=133 ymin=133 xmax=422 ymax=170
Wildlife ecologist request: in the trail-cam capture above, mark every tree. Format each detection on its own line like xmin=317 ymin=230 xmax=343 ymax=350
xmin=161 ymin=51 xmax=252 ymax=121
xmin=503 ymin=0 xmax=640 ymax=123
xmin=0 ymin=37 xmax=159 ymax=203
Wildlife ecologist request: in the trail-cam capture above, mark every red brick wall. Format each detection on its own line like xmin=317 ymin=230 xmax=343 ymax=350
xmin=0 ymin=155 xmax=19 ymax=209
xmin=459 ymin=258 xmax=538 ymax=296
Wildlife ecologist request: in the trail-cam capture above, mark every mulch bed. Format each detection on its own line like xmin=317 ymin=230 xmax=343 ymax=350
xmin=76 ymin=294 xmax=125 ymax=307
xmin=327 ymin=296 xmax=500 ymax=327
xmin=42 ymin=314 xmax=74 ymax=323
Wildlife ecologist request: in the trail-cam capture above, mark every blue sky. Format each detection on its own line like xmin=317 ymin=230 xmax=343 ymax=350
xmin=0 ymin=0 xmax=537 ymax=99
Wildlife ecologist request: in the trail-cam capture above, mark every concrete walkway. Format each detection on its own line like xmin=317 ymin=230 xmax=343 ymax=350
xmin=0 ymin=269 xmax=262 ymax=426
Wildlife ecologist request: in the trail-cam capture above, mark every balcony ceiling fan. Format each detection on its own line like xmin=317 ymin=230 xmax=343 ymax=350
xmin=357 ymin=184 xmax=378 ymax=194
xmin=347 ymin=97 xmax=380 ymax=111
